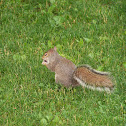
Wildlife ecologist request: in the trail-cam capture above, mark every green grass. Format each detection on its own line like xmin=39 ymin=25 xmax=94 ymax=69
xmin=0 ymin=0 xmax=126 ymax=125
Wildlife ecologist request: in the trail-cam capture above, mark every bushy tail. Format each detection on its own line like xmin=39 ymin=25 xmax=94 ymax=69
xmin=73 ymin=65 xmax=114 ymax=92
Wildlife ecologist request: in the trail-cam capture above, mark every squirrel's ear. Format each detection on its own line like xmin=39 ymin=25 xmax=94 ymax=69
xmin=54 ymin=46 xmax=57 ymax=51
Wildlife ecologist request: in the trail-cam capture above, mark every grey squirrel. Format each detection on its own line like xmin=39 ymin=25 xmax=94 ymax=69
xmin=42 ymin=47 xmax=114 ymax=92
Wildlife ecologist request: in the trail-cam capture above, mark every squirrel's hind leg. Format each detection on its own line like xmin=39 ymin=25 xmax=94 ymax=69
xmin=55 ymin=73 xmax=72 ymax=87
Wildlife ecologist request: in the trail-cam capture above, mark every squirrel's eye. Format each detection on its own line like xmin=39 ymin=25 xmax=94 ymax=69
xmin=45 ymin=53 xmax=47 ymax=56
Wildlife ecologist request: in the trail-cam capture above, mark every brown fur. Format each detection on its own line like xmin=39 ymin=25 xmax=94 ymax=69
xmin=42 ymin=47 xmax=79 ymax=87
xmin=73 ymin=66 xmax=114 ymax=89
xmin=42 ymin=47 xmax=114 ymax=91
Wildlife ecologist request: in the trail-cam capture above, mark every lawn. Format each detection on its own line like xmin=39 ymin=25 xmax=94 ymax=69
xmin=0 ymin=0 xmax=126 ymax=125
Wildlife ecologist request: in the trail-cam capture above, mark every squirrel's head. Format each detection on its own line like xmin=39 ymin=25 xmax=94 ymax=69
xmin=42 ymin=46 xmax=58 ymax=66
